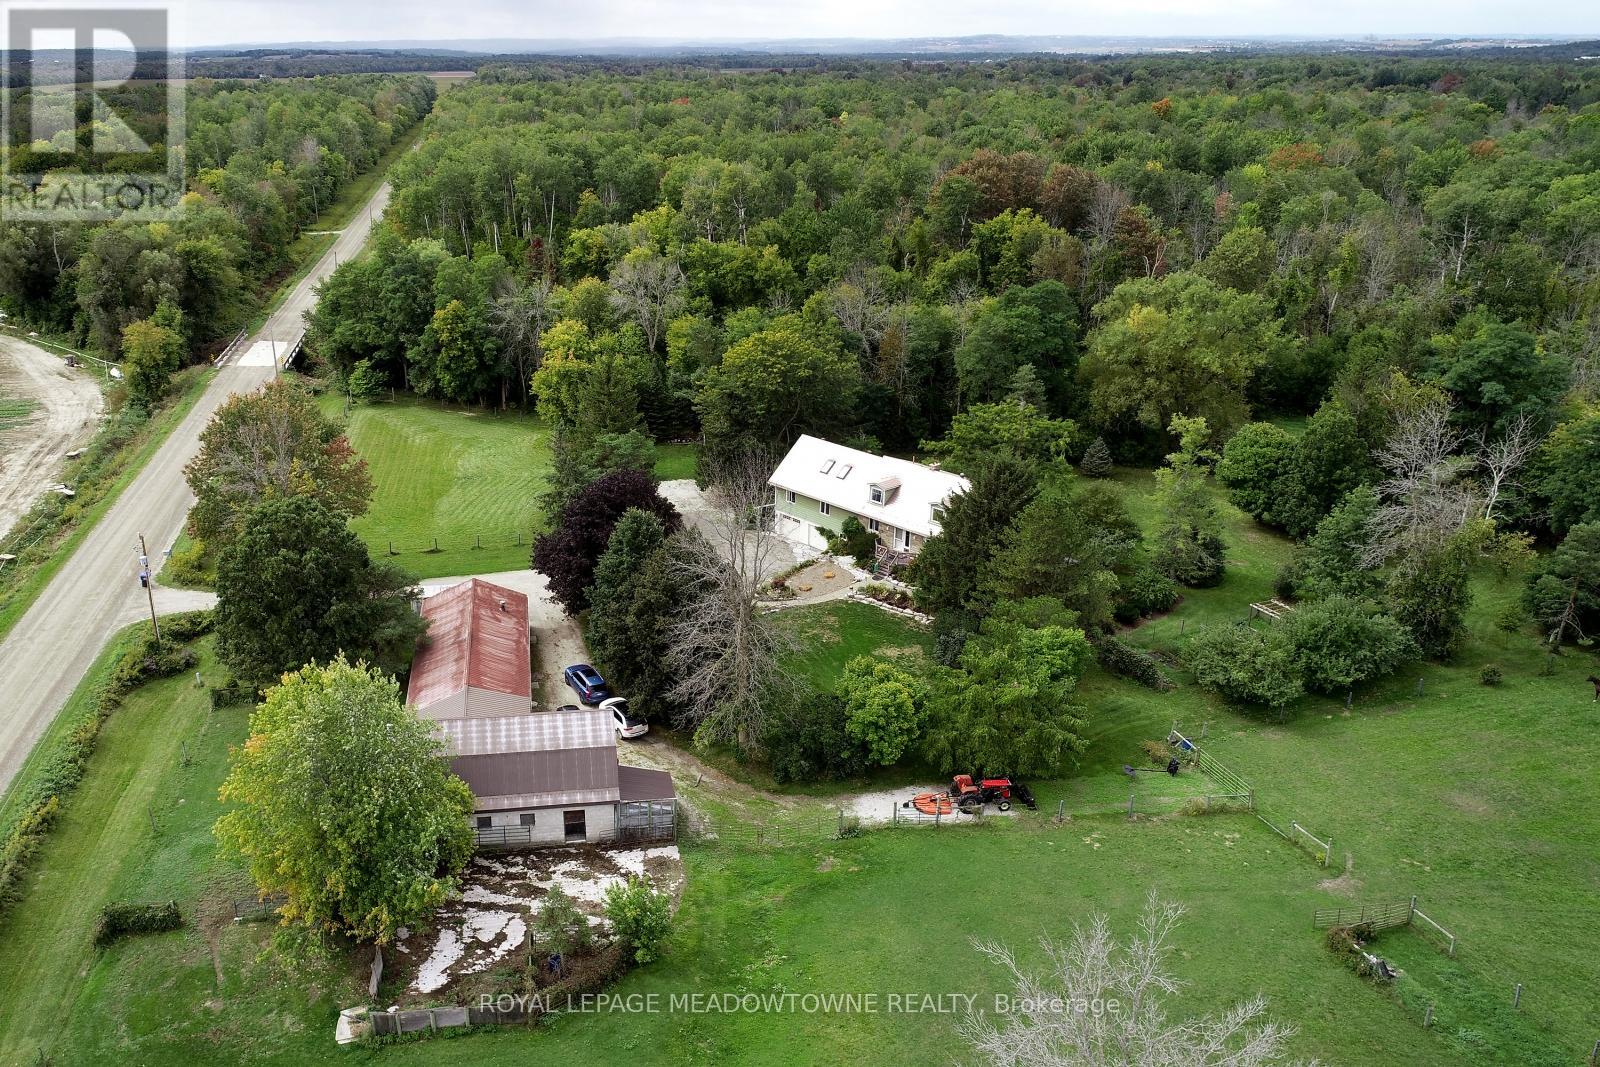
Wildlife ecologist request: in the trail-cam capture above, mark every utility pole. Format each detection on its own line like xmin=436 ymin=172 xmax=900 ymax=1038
xmin=137 ymin=534 xmax=160 ymax=643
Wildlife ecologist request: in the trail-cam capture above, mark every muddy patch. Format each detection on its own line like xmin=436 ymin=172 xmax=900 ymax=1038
xmin=1445 ymin=791 xmax=1493 ymax=817
xmin=397 ymin=844 xmax=684 ymax=998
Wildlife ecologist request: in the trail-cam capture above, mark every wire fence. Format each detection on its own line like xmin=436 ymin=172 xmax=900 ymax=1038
xmin=383 ymin=531 xmax=534 ymax=560
xmin=690 ymin=810 xmax=858 ymax=849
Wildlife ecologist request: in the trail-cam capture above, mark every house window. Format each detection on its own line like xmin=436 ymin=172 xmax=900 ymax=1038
xmin=819 ymin=501 xmax=831 ymax=516
xmin=820 ymin=459 xmax=835 ymax=474
xmin=868 ymin=518 xmax=880 ymax=533
xmin=786 ymin=489 xmax=796 ymax=504
xmin=476 ymin=816 xmax=493 ymax=830
xmin=869 ymin=486 xmax=884 ymax=504
xmin=931 ymin=503 xmax=946 ymax=524
xmin=519 ymin=813 xmax=536 ymax=827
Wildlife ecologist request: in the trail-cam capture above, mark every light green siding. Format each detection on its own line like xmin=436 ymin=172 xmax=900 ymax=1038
xmin=773 ymin=487 xmax=845 ymax=535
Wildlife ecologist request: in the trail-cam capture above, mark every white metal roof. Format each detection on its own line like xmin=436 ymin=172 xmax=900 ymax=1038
xmin=768 ymin=435 xmax=969 ymax=538
xmin=433 ymin=709 xmax=615 ymax=757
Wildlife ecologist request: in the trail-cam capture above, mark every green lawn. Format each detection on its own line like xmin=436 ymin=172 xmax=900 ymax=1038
xmin=325 ymin=394 xmax=697 ymax=580
xmin=654 ymin=442 xmax=699 ymax=481
xmin=0 ymin=633 xmax=362 ymax=1067
xmin=322 ymin=396 xmax=551 ymax=578
xmin=777 ymin=600 xmax=935 ymax=692
xmin=4 ymin=465 xmax=1598 ymax=1065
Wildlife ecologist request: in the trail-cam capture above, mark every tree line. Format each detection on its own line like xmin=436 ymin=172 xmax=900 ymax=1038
xmin=0 ymin=73 xmax=435 ymax=370
xmin=296 ymin=53 xmax=1600 ymax=770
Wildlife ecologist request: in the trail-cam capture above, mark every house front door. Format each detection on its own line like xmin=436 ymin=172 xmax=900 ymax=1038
xmin=563 ymin=809 xmax=587 ymax=842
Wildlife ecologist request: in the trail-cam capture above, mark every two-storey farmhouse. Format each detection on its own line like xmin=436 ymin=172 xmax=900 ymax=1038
xmin=768 ymin=435 xmax=969 ymax=561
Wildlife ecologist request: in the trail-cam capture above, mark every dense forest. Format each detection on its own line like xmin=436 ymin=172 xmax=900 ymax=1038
xmin=302 ymin=53 xmax=1600 ymax=767
xmin=0 ymin=73 xmax=435 ymax=357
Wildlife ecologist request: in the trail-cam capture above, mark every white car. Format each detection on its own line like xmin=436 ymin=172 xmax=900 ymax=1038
xmin=600 ymin=697 xmax=648 ymax=739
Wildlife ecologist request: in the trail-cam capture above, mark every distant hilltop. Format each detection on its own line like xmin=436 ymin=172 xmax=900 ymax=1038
xmin=191 ymin=34 xmax=1594 ymax=57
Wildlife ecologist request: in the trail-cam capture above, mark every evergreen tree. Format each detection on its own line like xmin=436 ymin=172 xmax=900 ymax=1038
xmin=1079 ymin=435 xmax=1114 ymax=478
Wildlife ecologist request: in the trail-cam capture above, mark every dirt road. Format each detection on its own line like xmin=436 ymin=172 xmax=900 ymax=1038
xmin=0 ymin=181 xmax=395 ymax=793
xmin=0 ymin=336 xmax=102 ymax=540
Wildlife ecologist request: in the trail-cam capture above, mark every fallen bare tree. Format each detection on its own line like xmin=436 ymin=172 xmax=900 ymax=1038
xmin=953 ymin=895 xmax=1305 ymax=1067
xmin=961 ymin=893 xmax=1311 ymax=1067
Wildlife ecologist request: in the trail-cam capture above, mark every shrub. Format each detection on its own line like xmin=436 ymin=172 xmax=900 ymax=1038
xmin=0 ymin=797 xmax=59 ymax=908
xmin=1480 ymin=663 xmax=1504 ymax=686
xmin=1325 ymin=923 xmax=1380 ymax=978
xmin=830 ymin=516 xmax=879 ymax=563
xmin=93 ymin=900 xmax=183 ymax=946
xmin=209 ymin=678 xmax=257 ymax=709
xmin=162 ymin=538 xmax=214 ymax=588
xmin=762 ymin=692 xmax=867 ymax=783
xmin=1283 ymin=597 xmax=1414 ymax=694
xmin=858 ymin=581 xmax=917 ymax=611
xmin=533 ymin=885 xmax=594 ymax=962
xmin=1114 ymin=566 xmax=1180 ymax=623
xmin=1186 ymin=624 xmax=1303 ymax=708
xmin=1094 ymin=637 xmax=1175 ymax=691
xmin=1140 ymin=739 xmax=1174 ymax=764
xmin=603 ymin=877 xmax=673 ymax=965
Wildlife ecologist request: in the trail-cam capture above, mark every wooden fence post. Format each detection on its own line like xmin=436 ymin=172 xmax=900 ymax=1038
xmin=1513 ymin=983 xmax=1522 ymax=1009
xmin=1127 ymin=793 xmax=1135 ymax=820
xmin=1423 ymin=1004 xmax=1433 ymax=1028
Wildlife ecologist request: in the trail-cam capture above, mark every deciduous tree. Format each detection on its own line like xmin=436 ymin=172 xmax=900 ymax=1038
xmin=215 ymin=657 xmax=473 ymax=946
xmin=214 ymin=496 xmax=422 ymax=684
xmin=184 ymin=378 xmax=371 ymax=545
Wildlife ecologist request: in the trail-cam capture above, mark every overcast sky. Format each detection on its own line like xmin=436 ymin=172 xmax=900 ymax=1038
xmin=0 ymin=1 xmax=1592 ymax=49
xmin=159 ymin=1 xmax=1595 ymax=48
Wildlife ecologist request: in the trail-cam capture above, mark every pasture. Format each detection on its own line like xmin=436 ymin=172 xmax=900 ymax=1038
xmin=0 ymin=470 xmax=1595 ymax=1065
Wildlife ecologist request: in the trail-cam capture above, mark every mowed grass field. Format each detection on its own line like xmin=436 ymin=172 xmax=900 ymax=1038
xmin=0 ymin=633 xmax=362 ymax=1066
xmin=2 ymin=465 xmax=1596 ymax=1064
xmin=322 ymin=395 xmax=698 ymax=580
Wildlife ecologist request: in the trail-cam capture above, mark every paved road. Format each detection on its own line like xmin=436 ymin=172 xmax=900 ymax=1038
xmin=0 ymin=182 xmax=393 ymax=793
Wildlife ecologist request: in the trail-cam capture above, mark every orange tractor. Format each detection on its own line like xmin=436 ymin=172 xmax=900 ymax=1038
xmin=907 ymin=775 xmax=1036 ymax=815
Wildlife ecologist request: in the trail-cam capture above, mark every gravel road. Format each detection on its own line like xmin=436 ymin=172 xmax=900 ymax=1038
xmin=0 ymin=182 xmax=393 ymax=793
xmin=0 ymin=336 xmax=103 ymax=539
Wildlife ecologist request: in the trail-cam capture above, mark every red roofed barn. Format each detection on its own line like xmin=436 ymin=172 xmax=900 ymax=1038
xmin=403 ymin=577 xmax=675 ymax=848
xmin=405 ymin=578 xmax=532 ymax=720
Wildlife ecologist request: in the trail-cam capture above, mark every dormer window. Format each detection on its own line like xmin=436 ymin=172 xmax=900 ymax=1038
xmin=870 ymin=486 xmax=885 ymax=505
xmin=869 ymin=475 xmax=901 ymax=506
xmin=931 ymin=503 xmax=947 ymax=524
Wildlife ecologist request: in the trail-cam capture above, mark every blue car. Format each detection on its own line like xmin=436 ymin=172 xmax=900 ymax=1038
xmin=563 ymin=663 xmax=612 ymax=705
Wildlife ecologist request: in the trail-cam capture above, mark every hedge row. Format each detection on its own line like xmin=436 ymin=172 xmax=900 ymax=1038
xmin=93 ymin=900 xmax=183 ymax=946
xmin=1092 ymin=636 xmax=1176 ymax=691
xmin=0 ymin=611 xmax=214 ymax=918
